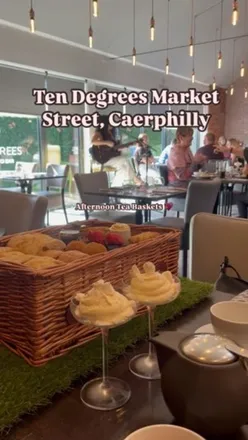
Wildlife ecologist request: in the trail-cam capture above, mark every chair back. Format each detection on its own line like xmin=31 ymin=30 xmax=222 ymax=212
xmin=15 ymin=162 xmax=38 ymax=173
xmin=46 ymin=164 xmax=70 ymax=189
xmin=189 ymin=213 xmax=248 ymax=283
xmin=184 ymin=179 xmax=221 ymax=224
xmin=74 ymin=172 xmax=109 ymax=205
xmin=0 ymin=191 xmax=48 ymax=234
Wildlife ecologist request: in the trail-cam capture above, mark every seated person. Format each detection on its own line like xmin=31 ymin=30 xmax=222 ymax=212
xmin=167 ymin=127 xmax=206 ymax=187
xmin=227 ymin=138 xmax=245 ymax=168
xmin=158 ymin=139 xmax=175 ymax=164
xmin=134 ymin=133 xmax=162 ymax=185
xmin=195 ymin=132 xmax=224 ymax=163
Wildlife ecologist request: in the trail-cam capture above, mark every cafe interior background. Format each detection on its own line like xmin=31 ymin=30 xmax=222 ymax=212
xmin=0 ymin=0 xmax=248 ymax=439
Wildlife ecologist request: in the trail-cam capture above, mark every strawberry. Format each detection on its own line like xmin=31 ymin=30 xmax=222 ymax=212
xmin=105 ymin=232 xmax=124 ymax=245
xmin=87 ymin=230 xmax=105 ymax=244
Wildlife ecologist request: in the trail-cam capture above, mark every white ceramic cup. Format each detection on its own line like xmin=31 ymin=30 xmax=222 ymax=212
xmin=123 ymin=425 xmax=205 ymax=440
xmin=210 ymin=301 xmax=248 ymax=349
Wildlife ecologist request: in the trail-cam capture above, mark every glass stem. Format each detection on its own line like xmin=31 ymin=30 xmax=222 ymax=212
xmin=101 ymin=328 xmax=109 ymax=386
xmin=148 ymin=306 xmax=155 ymax=358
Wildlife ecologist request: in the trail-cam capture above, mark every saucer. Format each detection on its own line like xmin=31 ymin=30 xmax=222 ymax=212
xmin=195 ymin=323 xmax=214 ymax=334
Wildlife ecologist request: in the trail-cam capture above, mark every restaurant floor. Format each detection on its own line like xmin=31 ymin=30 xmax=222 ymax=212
xmin=3 ymin=291 xmax=248 ymax=440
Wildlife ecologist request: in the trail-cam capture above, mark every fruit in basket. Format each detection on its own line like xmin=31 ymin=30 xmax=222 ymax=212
xmin=87 ymin=230 xmax=105 ymax=244
xmin=105 ymin=232 xmax=124 ymax=246
xmin=129 ymin=231 xmax=160 ymax=243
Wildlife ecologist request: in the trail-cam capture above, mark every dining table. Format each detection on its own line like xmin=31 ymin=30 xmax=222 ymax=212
xmin=84 ymin=186 xmax=187 ymax=224
xmin=0 ymin=172 xmax=65 ymax=194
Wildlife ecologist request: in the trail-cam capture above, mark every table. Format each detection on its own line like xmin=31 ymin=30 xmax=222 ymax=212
xmin=6 ymin=290 xmax=247 ymax=440
xmin=0 ymin=173 xmax=65 ymax=194
xmin=84 ymin=186 xmax=187 ymax=224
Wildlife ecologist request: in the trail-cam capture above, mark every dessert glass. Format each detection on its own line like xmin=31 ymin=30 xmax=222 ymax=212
xmin=70 ymin=297 xmax=137 ymax=411
xmin=127 ymin=275 xmax=181 ymax=380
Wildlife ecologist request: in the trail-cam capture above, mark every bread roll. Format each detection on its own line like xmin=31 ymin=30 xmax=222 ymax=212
xmin=58 ymin=250 xmax=88 ymax=263
xmin=24 ymin=256 xmax=64 ymax=270
xmin=8 ymin=233 xmax=54 ymax=255
xmin=84 ymin=242 xmax=107 ymax=255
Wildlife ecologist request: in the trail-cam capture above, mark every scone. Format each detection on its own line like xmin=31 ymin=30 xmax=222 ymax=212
xmin=129 ymin=232 xmax=160 ymax=243
xmin=84 ymin=242 xmax=107 ymax=255
xmin=38 ymin=250 xmax=64 ymax=259
xmin=24 ymin=256 xmax=64 ymax=270
xmin=41 ymin=238 xmax=66 ymax=252
xmin=8 ymin=233 xmax=54 ymax=255
xmin=0 ymin=251 xmax=33 ymax=264
xmin=66 ymin=240 xmax=88 ymax=253
xmin=58 ymin=250 xmax=88 ymax=263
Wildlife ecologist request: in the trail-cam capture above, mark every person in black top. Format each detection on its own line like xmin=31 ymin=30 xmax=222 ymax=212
xmin=195 ymin=132 xmax=224 ymax=162
xmin=90 ymin=115 xmax=143 ymax=186
xmin=134 ymin=133 xmax=162 ymax=185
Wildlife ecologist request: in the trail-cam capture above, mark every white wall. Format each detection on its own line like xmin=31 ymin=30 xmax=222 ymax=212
xmin=0 ymin=25 xmax=208 ymax=93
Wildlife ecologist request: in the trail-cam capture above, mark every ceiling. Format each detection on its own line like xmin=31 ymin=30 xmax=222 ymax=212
xmin=0 ymin=0 xmax=248 ymax=87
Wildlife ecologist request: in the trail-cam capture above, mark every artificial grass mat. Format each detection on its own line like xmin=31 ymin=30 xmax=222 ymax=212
xmin=0 ymin=278 xmax=212 ymax=432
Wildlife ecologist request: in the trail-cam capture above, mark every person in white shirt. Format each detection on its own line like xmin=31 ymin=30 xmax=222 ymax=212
xmin=158 ymin=140 xmax=175 ymax=164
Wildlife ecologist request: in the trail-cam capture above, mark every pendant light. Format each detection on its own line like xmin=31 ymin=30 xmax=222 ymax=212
xmin=92 ymin=0 xmax=98 ymax=17
xmin=150 ymin=0 xmax=155 ymax=41
xmin=212 ymin=77 xmax=216 ymax=90
xmin=218 ymin=0 xmax=223 ymax=69
xmin=88 ymin=0 xmax=93 ymax=47
xmin=230 ymin=39 xmax=236 ymax=96
xmin=165 ymin=0 xmax=170 ymax=74
xmin=240 ymin=61 xmax=245 ymax=77
xmin=132 ymin=0 xmax=136 ymax=66
xmin=189 ymin=0 xmax=194 ymax=57
xmin=29 ymin=0 xmax=35 ymax=33
xmin=44 ymin=71 xmax=49 ymax=112
xmin=245 ymin=89 xmax=248 ymax=99
xmin=192 ymin=68 xmax=195 ymax=83
xmin=232 ymin=0 xmax=239 ymax=25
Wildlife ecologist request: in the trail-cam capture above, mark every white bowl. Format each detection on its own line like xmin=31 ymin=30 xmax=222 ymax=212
xmin=123 ymin=425 xmax=205 ymax=440
xmin=210 ymin=301 xmax=248 ymax=349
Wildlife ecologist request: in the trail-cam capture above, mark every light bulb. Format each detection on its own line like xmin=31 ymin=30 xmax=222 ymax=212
xmin=150 ymin=17 xmax=155 ymax=41
xmin=132 ymin=47 xmax=136 ymax=66
xmin=218 ymin=51 xmax=222 ymax=69
xmin=245 ymin=89 xmax=248 ymax=98
xmin=192 ymin=69 xmax=195 ymax=83
xmin=165 ymin=58 xmax=169 ymax=75
xmin=189 ymin=36 xmax=194 ymax=57
xmin=88 ymin=26 xmax=93 ymax=48
xmin=29 ymin=7 xmax=35 ymax=33
xmin=232 ymin=0 xmax=238 ymax=25
xmin=230 ymin=85 xmax=234 ymax=95
xmin=240 ymin=61 xmax=245 ymax=77
xmin=212 ymin=78 xmax=216 ymax=90
xmin=93 ymin=0 xmax=98 ymax=17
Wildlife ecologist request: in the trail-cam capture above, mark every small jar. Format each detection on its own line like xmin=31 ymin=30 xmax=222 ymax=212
xmin=59 ymin=229 xmax=80 ymax=245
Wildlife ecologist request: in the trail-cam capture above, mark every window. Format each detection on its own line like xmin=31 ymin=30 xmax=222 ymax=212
xmin=0 ymin=113 xmax=40 ymax=189
xmin=143 ymin=128 xmax=162 ymax=157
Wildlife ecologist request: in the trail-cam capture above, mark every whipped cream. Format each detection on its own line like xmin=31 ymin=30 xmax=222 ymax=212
xmin=74 ymin=280 xmax=136 ymax=326
xmin=124 ymin=262 xmax=180 ymax=305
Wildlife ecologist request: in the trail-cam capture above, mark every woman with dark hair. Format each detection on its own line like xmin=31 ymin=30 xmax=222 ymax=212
xmin=91 ymin=115 xmax=143 ymax=186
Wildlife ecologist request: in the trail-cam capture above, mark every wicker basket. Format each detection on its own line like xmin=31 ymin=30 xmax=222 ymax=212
xmin=0 ymin=220 xmax=181 ymax=366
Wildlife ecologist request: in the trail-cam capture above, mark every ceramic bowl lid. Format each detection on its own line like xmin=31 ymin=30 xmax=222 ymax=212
xmin=180 ymin=333 xmax=237 ymax=365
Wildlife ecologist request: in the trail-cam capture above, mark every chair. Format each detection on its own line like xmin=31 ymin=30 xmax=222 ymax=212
xmin=74 ymin=172 xmax=137 ymax=223
xmin=189 ymin=213 xmax=248 ymax=283
xmin=0 ymin=190 xmax=48 ymax=235
xmin=148 ymin=180 xmax=221 ymax=277
xmin=34 ymin=164 xmax=70 ymax=225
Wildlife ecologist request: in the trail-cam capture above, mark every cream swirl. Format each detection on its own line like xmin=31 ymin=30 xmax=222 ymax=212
xmin=124 ymin=262 xmax=179 ymax=305
xmin=110 ymin=223 xmax=130 ymax=232
xmin=74 ymin=280 xmax=136 ymax=326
